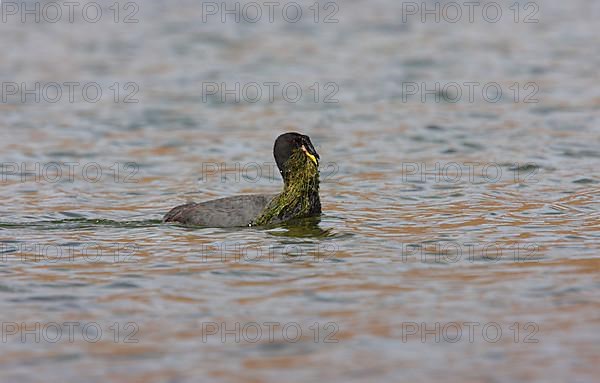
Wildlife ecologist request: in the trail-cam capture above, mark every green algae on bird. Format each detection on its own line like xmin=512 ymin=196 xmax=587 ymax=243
xmin=252 ymin=149 xmax=321 ymax=226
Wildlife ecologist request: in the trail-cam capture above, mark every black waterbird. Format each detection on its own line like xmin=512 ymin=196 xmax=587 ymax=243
xmin=163 ymin=132 xmax=321 ymax=227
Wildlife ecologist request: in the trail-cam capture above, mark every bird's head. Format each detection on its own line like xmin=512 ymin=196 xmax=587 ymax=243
xmin=273 ymin=132 xmax=320 ymax=180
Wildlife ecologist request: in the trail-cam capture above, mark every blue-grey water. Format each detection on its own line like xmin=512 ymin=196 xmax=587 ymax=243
xmin=1 ymin=1 xmax=599 ymax=382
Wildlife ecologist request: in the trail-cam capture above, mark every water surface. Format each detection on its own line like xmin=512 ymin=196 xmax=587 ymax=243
xmin=1 ymin=1 xmax=599 ymax=382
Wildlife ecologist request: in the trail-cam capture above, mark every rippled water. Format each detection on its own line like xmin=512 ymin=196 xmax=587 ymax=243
xmin=1 ymin=0 xmax=599 ymax=382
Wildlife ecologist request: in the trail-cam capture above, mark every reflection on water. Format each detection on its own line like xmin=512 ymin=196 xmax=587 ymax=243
xmin=1 ymin=0 xmax=599 ymax=382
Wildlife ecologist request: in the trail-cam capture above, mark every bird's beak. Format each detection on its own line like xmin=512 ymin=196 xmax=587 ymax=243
xmin=301 ymin=144 xmax=319 ymax=167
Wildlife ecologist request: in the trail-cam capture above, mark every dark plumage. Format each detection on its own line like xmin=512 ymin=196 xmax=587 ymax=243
xmin=163 ymin=133 xmax=321 ymax=227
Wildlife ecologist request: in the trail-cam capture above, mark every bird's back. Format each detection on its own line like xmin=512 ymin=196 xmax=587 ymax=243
xmin=163 ymin=194 xmax=277 ymax=227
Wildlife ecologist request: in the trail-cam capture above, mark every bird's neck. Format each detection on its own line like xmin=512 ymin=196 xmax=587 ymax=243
xmin=253 ymin=152 xmax=320 ymax=225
